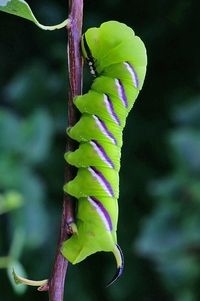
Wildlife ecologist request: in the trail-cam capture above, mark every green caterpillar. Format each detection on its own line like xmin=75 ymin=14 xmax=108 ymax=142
xmin=61 ymin=21 xmax=147 ymax=285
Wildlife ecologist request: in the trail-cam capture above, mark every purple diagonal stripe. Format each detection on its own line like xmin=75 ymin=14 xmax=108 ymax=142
xmin=115 ymin=79 xmax=128 ymax=108
xmin=90 ymin=140 xmax=114 ymax=168
xmin=93 ymin=115 xmax=117 ymax=145
xmin=88 ymin=196 xmax=112 ymax=231
xmin=124 ymin=61 xmax=139 ymax=88
xmin=104 ymin=94 xmax=121 ymax=125
xmin=88 ymin=166 xmax=114 ymax=197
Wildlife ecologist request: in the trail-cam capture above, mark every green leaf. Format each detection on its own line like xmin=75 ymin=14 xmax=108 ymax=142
xmin=9 ymin=228 xmax=25 ymax=261
xmin=0 ymin=191 xmax=23 ymax=214
xmin=0 ymin=0 xmax=69 ymax=30
xmin=7 ymin=261 xmax=27 ymax=294
xmin=12 ymin=268 xmax=48 ymax=288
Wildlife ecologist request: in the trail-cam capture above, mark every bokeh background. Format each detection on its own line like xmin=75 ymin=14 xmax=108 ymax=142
xmin=1 ymin=0 xmax=200 ymax=300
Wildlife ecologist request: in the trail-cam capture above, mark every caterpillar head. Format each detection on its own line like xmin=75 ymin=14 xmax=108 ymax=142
xmin=81 ymin=21 xmax=140 ymax=75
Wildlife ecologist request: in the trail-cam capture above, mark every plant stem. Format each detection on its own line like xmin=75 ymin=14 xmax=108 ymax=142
xmin=48 ymin=0 xmax=83 ymax=300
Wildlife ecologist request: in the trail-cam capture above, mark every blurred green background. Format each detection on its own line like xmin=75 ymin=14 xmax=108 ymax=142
xmin=1 ymin=0 xmax=200 ymax=300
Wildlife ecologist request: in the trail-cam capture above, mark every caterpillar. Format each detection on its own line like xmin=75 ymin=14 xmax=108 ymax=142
xmin=61 ymin=21 xmax=147 ymax=286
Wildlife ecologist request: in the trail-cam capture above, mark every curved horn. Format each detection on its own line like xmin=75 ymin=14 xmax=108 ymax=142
xmin=106 ymin=244 xmax=124 ymax=287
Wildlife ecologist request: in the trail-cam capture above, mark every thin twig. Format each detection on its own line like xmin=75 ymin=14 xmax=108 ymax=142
xmin=48 ymin=0 xmax=83 ymax=300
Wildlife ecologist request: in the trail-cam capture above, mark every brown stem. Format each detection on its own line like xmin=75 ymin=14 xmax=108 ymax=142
xmin=48 ymin=1 xmax=83 ymax=300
